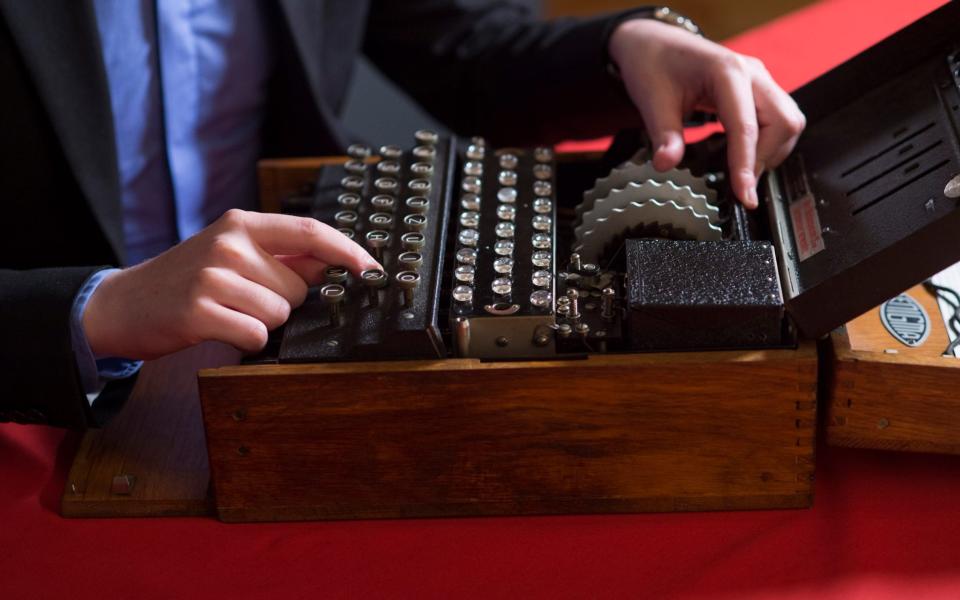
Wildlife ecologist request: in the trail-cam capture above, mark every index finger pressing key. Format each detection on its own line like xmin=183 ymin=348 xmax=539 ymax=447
xmin=240 ymin=212 xmax=381 ymax=274
xmin=713 ymin=66 xmax=761 ymax=208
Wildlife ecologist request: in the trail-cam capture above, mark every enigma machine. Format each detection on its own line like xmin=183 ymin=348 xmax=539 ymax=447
xmin=188 ymin=5 xmax=960 ymax=522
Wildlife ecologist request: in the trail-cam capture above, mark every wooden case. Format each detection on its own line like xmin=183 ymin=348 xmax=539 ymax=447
xmin=195 ymin=156 xmax=818 ymax=523
xmin=827 ymin=284 xmax=960 ymax=454
xmin=200 ymin=347 xmax=817 ymax=522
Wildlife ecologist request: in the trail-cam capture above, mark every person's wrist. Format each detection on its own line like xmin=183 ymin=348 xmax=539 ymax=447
xmin=81 ymin=268 xmax=124 ymax=358
xmin=608 ymin=9 xmax=703 ymax=75
xmin=608 ymin=18 xmax=669 ymax=75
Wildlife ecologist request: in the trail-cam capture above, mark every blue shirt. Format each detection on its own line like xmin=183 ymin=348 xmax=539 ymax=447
xmin=71 ymin=0 xmax=273 ymax=395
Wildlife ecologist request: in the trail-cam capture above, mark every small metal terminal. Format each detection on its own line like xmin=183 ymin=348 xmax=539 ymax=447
xmin=347 ymin=144 xmax=372 ymax=159
xmin=404 ymin=213 xmax=428 ymax=232
xmin=557 ymin=323 xmax=572 ymax=338
xmin=320 ymin=283 xmax=346 ymax=327
xmin=369 ymin=212 xmax=395 ymax=230
xmin=454 ymin=317 xmax=471 ymax=355
xmin=401 ymin=231 xmax=425 ymax=251
xmin=567 ymin=288 xmax=581 ymax=320
xmin=396 ymin=271 xmax=420 ymax=307
xmin=398 ymin=251 xmax=423 ymax=271
xmin=361 ymin=268 xmax=387 ymax=307
xmin=365 ymin=230 xmax=390 ymax=262
xmin=533 ymin=180 xmax=553 ymax=197
xmin=575 ymin=322 xmax=590 ymax=337
xmin=569 ymin=253 xmax=582 ymax=272
xmin=533 ymin=325 xmax=552 ymax=347
xmin=414 ymin=129 xmax=439 ymax=146
xmin=498 ymin=170 xmax=518 ymax=187
xmin=601 ymin=287 xmax=616 ymax=321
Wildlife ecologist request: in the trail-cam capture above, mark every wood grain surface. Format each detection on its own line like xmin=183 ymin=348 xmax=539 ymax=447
xmin=257 ymin=156 xmax=343 ymax=213
xmin=828 ymin=284 xmax=960 ymax=454
xmin=61 ymin=343 xmax=240 ymax=518
xmin=200 ymin=346 xmax=817 ymax=522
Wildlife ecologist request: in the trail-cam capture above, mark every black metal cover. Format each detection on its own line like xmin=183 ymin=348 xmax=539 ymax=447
xmin=769 ymin=2 xmax=960 ymax=338
xmin=625 ymin=239 xmax=783 ymax=350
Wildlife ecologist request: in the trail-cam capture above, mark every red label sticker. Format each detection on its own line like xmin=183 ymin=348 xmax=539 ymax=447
xmin=789 ymin=194 xmax=825 ymax=262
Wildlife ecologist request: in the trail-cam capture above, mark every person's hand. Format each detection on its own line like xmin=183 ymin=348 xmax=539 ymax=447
xmin=82 ymin=209 xmax=380 ymax=360
xmin=608 ymin=18 xmax=806 ymax=208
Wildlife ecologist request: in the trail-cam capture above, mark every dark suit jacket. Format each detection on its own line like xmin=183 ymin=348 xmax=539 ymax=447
xmin=0 ymin=0 xmax=643 ymax=428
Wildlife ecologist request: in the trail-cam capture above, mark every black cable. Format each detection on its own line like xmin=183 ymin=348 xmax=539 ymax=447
xmin=923 ymin=280 xmax=960 ymax=356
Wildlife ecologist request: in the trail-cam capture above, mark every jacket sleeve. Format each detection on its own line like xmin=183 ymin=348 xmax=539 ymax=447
xmin=362 ymin=1 xmax=651 ymax=146
xmin=0 ymin=267 xmax=134 ymax=428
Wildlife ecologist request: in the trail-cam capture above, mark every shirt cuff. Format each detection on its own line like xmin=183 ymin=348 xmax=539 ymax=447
xmin=69 ymin=268 xmax=143 ymax=402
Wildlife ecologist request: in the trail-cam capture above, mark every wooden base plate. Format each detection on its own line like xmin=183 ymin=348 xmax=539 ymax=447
xmin=61 ymin=343 xmax=239 ymax=518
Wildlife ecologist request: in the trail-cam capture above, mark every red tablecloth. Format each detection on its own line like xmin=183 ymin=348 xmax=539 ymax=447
xmin=2 ymin=1 xmax=957 ymax=598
